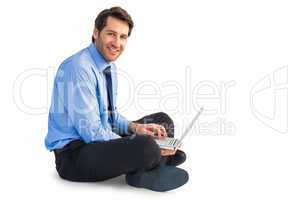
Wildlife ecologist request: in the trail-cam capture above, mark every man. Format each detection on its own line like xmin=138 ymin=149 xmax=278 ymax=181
xmin=45 ymin=7 xmax=188 ymax=192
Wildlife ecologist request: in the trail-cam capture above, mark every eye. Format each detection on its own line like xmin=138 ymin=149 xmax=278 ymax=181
xmin=121 ymin=35 xmax=128 ymax=40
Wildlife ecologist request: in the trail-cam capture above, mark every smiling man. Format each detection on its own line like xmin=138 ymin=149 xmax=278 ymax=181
xmin=45 ymin=7 xmax=188 ymax=191
xmin=93 ymin=16 xmax=127 ymax=61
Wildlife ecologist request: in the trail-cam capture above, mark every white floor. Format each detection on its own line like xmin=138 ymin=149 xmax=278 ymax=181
xmin=2 ymin=130 xmax=299 ymax=200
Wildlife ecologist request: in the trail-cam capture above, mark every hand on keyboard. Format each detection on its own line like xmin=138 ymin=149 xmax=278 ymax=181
xmin=131 ymin=123 xmax=167 ymax=139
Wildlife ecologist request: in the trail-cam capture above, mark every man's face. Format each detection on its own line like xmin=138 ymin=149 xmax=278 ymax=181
xmin=93 ymin=16 xmax=129 ymax=62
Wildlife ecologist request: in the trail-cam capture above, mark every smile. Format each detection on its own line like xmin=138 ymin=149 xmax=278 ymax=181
xmin=107 ymin=46 xmax=120 ymax=54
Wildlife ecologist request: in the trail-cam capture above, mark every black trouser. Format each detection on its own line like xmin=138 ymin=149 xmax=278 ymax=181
xmin=54 ymin=112 xmax=175 ymax=182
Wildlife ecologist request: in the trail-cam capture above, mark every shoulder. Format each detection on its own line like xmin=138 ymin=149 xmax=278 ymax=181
xmin=56 ymin=47 xmax=97 ymax=82
xmin=62 ymin=47 xmax=94 ymax=71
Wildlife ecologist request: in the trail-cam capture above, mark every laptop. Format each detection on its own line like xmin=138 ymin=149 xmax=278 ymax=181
xmin=154 ymin=107 xmax=204 ymax=150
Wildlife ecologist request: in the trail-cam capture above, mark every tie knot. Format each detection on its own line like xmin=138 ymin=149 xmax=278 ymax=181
xmin=103 ymin=65 xmax=111 ymax=75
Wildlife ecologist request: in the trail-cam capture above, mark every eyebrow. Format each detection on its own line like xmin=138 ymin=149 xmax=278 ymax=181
xmin=105 ymin=29 xmax=128 ymax=37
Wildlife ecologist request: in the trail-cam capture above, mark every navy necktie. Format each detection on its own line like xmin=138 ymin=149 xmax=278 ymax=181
xmin=103 ymin=66 xmax=113 ymax=123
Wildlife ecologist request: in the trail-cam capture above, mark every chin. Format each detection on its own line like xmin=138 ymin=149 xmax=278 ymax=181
xmin=109 ymin=55 xmax=120 ymax=62
xmin=106 ymin=57 xmax=116 ymax=62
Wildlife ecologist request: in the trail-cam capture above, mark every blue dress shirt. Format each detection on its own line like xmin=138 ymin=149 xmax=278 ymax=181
xmin=45 ymin=43 xmax=131 ymax=151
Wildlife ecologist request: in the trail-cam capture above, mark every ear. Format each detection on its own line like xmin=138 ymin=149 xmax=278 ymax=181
xmin=93 ymin=27 xmax=99 ymax=40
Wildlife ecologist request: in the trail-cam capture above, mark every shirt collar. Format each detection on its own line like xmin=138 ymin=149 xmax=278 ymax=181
xmin=87 ymin=43 xmax=112 ymax=71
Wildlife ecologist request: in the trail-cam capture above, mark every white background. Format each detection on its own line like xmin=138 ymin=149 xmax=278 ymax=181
xmin=1 ymin=0 xmax=299 ymax=199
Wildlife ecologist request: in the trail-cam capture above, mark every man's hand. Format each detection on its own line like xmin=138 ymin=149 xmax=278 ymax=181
xmin=160 ymin=144 xmax=181 ymax=156
xmin=129 ymin=122 xmax=167 ymax=139
xmin=160 ymin=148 xmax=177 ymax=156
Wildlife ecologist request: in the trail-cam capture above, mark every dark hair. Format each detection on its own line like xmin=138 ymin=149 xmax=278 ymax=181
xmin=92 ymin=7 xmax=134 ymax=42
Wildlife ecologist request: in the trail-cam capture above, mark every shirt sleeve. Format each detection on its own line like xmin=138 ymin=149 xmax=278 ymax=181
xmin=60 ymin=65 xmax=120 ymax=143
xmin=113 ymin=112 xmax=131 ymax=135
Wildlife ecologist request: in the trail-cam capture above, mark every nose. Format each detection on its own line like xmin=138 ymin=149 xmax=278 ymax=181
xmin=112 ymin=36 xmax=121 ymax=48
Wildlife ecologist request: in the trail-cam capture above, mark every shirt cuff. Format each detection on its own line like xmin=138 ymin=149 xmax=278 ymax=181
xmin=115 ymin=115 xmax=131 ymax=136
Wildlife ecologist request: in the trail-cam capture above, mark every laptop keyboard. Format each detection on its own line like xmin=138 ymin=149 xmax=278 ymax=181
xmin=172 ymin=140 xmax=176 ymax=145
xmin=166 ymin=138 xmax=176 ymax=145
xmin=155 ymin=138 xmax=177 ymax=147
